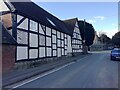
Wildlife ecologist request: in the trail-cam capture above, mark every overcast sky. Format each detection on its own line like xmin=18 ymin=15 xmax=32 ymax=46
xmin=32 ymin=1 xmax=118 ymax=38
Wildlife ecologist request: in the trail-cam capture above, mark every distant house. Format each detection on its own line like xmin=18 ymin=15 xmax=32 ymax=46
xmin=90 ymin=31 xmax=105 ymax=51
xmin=93 ymin=31 xmax=101 ymax=45
xmin=64 ymin=18 xmax=83 ymax=55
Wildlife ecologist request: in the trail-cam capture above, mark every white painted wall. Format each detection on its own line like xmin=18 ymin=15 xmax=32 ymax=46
xmin=29 ymin=49 xmax=38 ymax=58
xmin=0 ymin=1 xmax=9 ymax=11
xmin=57 ymin=48 xmax=61 ymax=57
xmin=39 ymin=47 xmax=45 ymax=58
xmin=57 ymin=39 xmax=61 ymax=47
xmin=57 ymin=31 xmax=60 ymax=38
xmin=17 ymin=15 xmax=28 ymax=30
xmin=53 ymin=44 xmax=56 ymax=49
xmin=17 ymin=30 xmax=28 ymax=44
xmin=46 ymin=37 xmax=51 ymax=46
xmin=53 ymin=50 xmax=56 ymax=56
xmin=47 ymin=48 xmax=51 ymax=56
xmin=52 ymin=29 xmax=56 ymax=34
xmin=67 ymin=35 xmax=72 ymax=53
xmin=30 ymin=20 xmax=37 ymax=32
xmin=39 ymin=35 xmax=45 ymax=46
xmin=30 ymin=33 xmax=38 ymax=47
xmin=17 ymin=47 xmax=28 ymax=60
xmin=39 ymin=24 xmax=44 ymax=34
xmin=46 ymin=27 xmax=51 ymax=36
xmin=52 ymin=35 xmax=56 ymax=43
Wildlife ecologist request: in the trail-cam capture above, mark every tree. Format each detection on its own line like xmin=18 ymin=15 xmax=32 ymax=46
xmin=78 ymin=21 xmax=95 ymax=46
xmin=112 ymin=31 xmax=120 ymax=47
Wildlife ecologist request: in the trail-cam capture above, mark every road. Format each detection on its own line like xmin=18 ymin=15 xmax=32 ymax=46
xmin=8 ymin=51 xmax=119 ymax=88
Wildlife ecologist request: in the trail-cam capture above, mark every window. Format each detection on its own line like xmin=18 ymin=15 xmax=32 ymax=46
xmin=46 ymin=17 xmax=56 ymax=26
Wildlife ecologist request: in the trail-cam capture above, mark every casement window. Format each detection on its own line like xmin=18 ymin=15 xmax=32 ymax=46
xmin=46 ymin=17 xmax=56 ymax=26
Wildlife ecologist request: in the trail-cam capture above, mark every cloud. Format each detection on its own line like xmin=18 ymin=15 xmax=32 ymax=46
xmin=112 ymin=24 xmax=115 ymax=26
xmin=94 ymin=16 xmax=105 ymax=20
xmin=87 ymin=19 xmax=96 ymax=23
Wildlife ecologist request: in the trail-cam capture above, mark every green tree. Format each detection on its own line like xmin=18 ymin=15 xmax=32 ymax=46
xmin=78 ymin=21 xmax=95 ymax=46
xmin=112 ymin=31 xmax=120 ymax=47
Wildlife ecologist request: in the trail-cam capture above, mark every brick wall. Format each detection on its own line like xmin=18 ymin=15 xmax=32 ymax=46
xmin=1 ymin=44 xmax=16 ymax=73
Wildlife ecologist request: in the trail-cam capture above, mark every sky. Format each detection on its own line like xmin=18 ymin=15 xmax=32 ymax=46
xmin=32 ymin=1 xmax=118 ymax=38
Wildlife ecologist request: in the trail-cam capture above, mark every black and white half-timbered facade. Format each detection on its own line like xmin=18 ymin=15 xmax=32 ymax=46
xmin=64 ymin=18 xmax=83 ymax=54
xmin=1 ymin=0 xmax=78 ymax=62
xmin=1 ymin=0 xmax=84 ymax=65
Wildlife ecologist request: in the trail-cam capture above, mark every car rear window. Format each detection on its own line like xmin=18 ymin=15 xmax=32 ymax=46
xmin=112 ymin=50 xmax=120 ymax=53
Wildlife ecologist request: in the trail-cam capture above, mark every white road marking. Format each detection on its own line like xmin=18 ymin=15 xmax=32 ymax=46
xmin=7 ymin=56 xmax=90 ymax=89
xmin=10 ymin=62 xmax=75 ymax=89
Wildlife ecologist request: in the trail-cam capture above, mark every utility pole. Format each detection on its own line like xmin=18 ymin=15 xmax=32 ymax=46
xmin=82 ymin=19 xmax=88 ymax=54
xmin=83 ymin=19 xmax=85 ymax=41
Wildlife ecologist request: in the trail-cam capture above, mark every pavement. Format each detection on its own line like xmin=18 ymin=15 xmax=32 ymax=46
xmin=4 ymin=51 xmax=119 ymax=88
xmin=2 ymin=53 xmax=89 ymax=88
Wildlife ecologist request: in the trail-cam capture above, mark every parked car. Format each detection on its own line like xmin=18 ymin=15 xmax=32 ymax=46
xmin=110 ymin=48 xmax=120 ymax=60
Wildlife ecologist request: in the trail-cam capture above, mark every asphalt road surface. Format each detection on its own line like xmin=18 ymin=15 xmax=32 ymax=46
xmin=8 ymin=51 xmax=119 ymax=88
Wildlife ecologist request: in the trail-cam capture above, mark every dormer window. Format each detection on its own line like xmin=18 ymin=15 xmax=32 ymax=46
xmin=46 ymin=17 xmax=56 ymax=26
